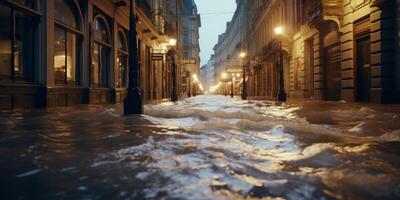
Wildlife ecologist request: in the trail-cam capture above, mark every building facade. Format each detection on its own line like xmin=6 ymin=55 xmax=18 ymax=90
xmin=0 ymin=0 xmax=194 ymax=110
xmin=214 ymin=0 xmax=399 ymax=103
xmin=289 ymin=0 xmax=399 ymax=103
xmin=181 ymin=0 xmax=201 ymax=97
xmin=200 ymin=55 xmax=215 ymax=92
xmin=212 ymin=0 xmax=247 ymax=96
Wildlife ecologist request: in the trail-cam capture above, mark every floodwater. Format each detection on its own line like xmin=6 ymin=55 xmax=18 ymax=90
xmin=1 ymin=95 xmax=400 ymax=199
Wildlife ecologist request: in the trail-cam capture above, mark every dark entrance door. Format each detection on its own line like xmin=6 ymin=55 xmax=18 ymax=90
xmin=324 ymin=42 xmax=341 ymax=101
xmin=356 ymin=36 xmax=371 ymax=102
xmin=304 ymin=38 xmax=314 ymax=98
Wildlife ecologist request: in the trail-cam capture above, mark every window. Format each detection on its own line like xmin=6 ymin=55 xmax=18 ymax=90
xmin=0 ymin=3 xmax=37 ymax=82
xmin=54 ymin=0 xmax=81 ymax=85
xmin=117 ymin=30 xmax=128 ymax=88
xmin=92 ymin=16 xmax=111 ymax=87
xmin=13 ymin=0 xmax=38 ymax=9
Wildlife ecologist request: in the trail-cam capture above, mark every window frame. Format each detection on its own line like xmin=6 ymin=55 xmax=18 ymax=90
xmin=0 ymin=1 xmax=40 ymax=82
xmin=117 ymin=29 xmax=128 ymax=88
xmin=53 ymin=0 xmax=83 ymax=85
xmin=91 ymin=14 xmax=112 ymax=87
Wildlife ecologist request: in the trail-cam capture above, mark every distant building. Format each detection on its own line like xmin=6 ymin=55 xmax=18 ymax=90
xmin=212 ymin=0 xmax=247 ymax=96
xmin=181 ymin=0 xmax=201 ymax=97
xmin=200 ymin=55 xmax=215 ymax=92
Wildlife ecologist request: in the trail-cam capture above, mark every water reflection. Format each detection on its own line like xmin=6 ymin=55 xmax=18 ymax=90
xmin=0 ymin=96 xmax=399 ymax=199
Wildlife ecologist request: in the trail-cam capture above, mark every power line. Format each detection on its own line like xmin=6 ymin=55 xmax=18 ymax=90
xmin=162 ymin=11 xmax=235 ymax=17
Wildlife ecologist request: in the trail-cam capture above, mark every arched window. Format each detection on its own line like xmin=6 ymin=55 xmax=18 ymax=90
xmin=92 ymin=16 xmax=111 ymax=87
xmin=54 ymin=0 xmax=82 ymax=85
xmin=116 ymin=30 xmax=128 ymax=88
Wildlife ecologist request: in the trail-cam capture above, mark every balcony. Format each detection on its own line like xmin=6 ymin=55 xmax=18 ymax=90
xmin=137 ymin=0 xmax=152 ymax=20
xmin=306 ymin=0 xmax=344 ymax=26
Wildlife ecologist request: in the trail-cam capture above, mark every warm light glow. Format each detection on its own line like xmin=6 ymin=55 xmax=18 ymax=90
xmin=222 ymin=73 xmax=227 ymax=79
xmin=169 ymin=38 xmax=177 ymax=46
xmin=239 ymin=52 xmax=246 ymax=58
xmin=236 ymin=73 xmax=240 ymax=77
xmin=274 ymin=26 xmax=284 ymax=35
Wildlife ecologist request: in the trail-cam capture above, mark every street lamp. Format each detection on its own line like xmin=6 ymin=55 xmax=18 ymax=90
xmin=274 ymin=26 xmax=287 ymax=102
xmin=187 ymin=71 xmax=191 ymax=97
xmin=221 ymin=73 xmax=228 ymax=96
xmin=192 ymin=74 xmax=198 ymax=96
xmin=222 ymin=72 xmax=227 ymax=79
xmin=124 ymin=0 xmax=143 ymax=115
xmin=169 ymin=38 xmax=178 ymax=102
xmin=169 ymin=38 xmax=177 ymax=46
xmin=239 ymin=51 xmax=247 ymax=100
xmin=230 ymin=73 xmax=234 ymax=98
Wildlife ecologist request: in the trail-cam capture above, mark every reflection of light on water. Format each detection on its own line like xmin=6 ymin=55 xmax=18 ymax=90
xmin=2 ymin=95 xmax=400 ymax=199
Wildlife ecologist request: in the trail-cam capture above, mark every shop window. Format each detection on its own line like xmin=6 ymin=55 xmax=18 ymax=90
xmin=92 ymin=16 xmax=111 ymax=87
xmin=0 ymin=3 xmax=37 ymax=82
xmin=117 ymin=30 xmax=128 ymax=88
xmin=54 ymin=0 xmax=82 ymax=85
xmin=13 ymin=0 xmax=38 ymax=9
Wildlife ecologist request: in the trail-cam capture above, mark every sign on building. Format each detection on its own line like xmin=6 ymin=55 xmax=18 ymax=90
xmin=151 ymin=53 xmax=164 ymax=61
xmin=180 ymin=58 xmax=197 ymax=65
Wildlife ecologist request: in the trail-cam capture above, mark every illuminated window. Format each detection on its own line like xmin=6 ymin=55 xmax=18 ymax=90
xmin=54 ymin=0 xmax=81 ymax=85
xmin=0 ymin=3 xmax=37 ymax=82
xmin=92 ymin=16 xmax=111 ymax=87
xmin=117 ymin=30 xmax=128 ymax=88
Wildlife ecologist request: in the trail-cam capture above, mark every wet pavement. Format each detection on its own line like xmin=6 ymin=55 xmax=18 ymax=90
xmin=1 ymin=95 xmax=400 ymax=199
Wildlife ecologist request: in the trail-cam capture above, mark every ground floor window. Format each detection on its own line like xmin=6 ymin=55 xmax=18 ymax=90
xmin=91 ymin=15 xmax=111 ymax=87
xmin=117 ymin=52 xmax=128 ymax=87
xmin=92 ymin=43 xmax=110 ymax=87
xmin=54 ymin=27 xmax=77 ymax=84
xmin=0 ymin=4 xmax=37 ymax=82
xmin=117 ymin=30 xmax=128 ymax=88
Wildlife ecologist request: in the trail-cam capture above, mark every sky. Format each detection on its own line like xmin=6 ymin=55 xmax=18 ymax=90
xmin=195 ymin=0 xmax=237 ymax=67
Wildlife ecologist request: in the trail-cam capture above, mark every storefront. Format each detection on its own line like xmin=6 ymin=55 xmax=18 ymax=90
xmin=0 ymin=0 xmax=180 ymax=109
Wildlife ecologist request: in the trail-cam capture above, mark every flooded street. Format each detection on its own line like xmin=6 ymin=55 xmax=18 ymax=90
xmin=1 ymin=95 xmax=400 ymax=199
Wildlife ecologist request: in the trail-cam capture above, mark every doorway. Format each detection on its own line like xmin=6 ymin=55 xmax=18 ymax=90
xmin=356 ymin=36 xmax=371 ymax=102
xmin=324 ymin=41 xmax=341 ymax=101
xmin=304 ymin=38 xmax=314 ymax=98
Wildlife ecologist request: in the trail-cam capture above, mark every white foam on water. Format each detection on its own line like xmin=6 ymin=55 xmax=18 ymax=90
xmin=114 ymin=95 xmax=400 ymax=199
xmin=16 ymin=169 xmax=42 ymax=178
xmin=380 ymin=129 xmax=400 ymax=141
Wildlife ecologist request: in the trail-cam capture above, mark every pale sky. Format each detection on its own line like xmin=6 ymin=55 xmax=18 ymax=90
xmin=195 ymin=0 xmax=237 ymax=67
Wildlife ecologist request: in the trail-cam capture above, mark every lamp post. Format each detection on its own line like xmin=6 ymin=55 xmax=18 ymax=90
xmin=240 ymin=52 xmax=247 ymax=100
xmin=171 ymin=0 xmax=179 ymax=102
xmin=222 ymin=73 xmax=228 ymax=96
xmin=218 ymin=81 xmax=222 ymax=95
xmin=187 ymin=71 xmax=191 ymax=97
xmin=274 ymin=26 xmax=287 ymax=102
xmin=169 ymin=38 xmax=178 ymax=102
xmin=124 ymin=0 xmax=143 ymax=115
xmin=192 ymin=74 xmax=198 ymax=96
xmin=230 ymin=73 xmax=235 ymax=98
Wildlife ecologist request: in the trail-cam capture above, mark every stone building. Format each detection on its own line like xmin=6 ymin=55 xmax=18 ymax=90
xmin=289 ymin=0 xmax=399 ymax=103
xmin=200 ymin=55 xmax=216 ymax=92
xmin=216 ymin=0 xmax=399 ymax=103
xmin=0 ymin=0 xmax=191 ymax=109
xmin=181 ymin=0 xmax=201 ymax=97
xmin=212 ymin=0 xmax=247 ymax=95
xmin=245 ymin=0 xmax=293 ymax=100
